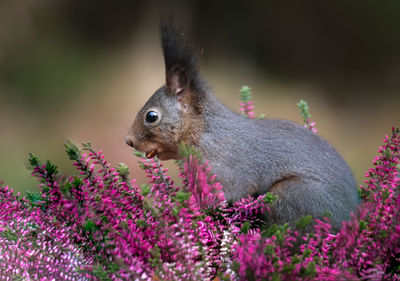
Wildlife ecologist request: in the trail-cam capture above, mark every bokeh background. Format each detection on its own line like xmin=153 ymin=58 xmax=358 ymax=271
xmin=1 ymin=0 xmax=399 ymax=193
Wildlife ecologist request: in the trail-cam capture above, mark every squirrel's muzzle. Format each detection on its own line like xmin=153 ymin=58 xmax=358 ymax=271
xmin=126 ymin=134 xmax=159 ymax=159
xmin=125 ymin=135 xmax=134 ymax=147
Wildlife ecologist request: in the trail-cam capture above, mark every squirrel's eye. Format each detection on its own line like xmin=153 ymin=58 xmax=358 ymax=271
xmin=146 ymin=111 xmax=159 ymax=123
xmin=144 ymin=108 xmax=162 ymax=126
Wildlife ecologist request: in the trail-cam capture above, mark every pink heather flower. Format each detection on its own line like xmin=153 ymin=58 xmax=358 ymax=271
xmin=183 ymin=155 xmax=226 ymax=210
xmin=0 ymin=186 xmax=91 ymax=280
xmin=232 ymin=127 xmax=400 ymax=280
xmin=239 ymin=101 xmax=256 ymax=119
xmin=239 ymin=86 xmax=257 ymax=119
xmin=303 ymin=118 xmax=318 ymax=133
xmin=1 ymin=127 xmax=399 ymax=280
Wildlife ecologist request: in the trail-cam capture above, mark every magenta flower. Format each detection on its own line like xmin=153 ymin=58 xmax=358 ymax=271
xmin=0 ymin=122 xmax=399 ymax=279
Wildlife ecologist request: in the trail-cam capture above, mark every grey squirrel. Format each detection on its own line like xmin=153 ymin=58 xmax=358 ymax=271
xmin=125 ymin=20 xmax=360 ymax=231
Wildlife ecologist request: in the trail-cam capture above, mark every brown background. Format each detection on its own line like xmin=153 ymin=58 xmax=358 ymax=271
xmin=1 ymin=0 xmax=399 ymax=193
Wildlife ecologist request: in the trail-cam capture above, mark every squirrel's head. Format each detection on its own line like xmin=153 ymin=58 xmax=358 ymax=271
xmin=125 ymin=19 xmax=205 ymax=160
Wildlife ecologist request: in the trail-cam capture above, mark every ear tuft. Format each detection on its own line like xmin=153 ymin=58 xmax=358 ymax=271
xmin=160 ymin=17 xmax=203 ymax=95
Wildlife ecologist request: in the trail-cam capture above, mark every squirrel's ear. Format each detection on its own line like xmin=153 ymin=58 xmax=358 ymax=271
xmin=160 ymin=18 xmax=202 ymax=96
xmin=166 ymin=65 xmax=189 ymax=95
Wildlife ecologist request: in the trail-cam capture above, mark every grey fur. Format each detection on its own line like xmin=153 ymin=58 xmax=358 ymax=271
xmin=126 ymin=22 xmax=360 ymax=231
xmin=198 ymin=93 xmax=359 ymax=230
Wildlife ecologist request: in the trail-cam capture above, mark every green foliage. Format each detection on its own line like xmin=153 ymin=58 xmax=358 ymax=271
xmin=133 ymin=149 xmax=145 ymax=158
xmin=149 ymin=245 xmax=162 ymax=268
xmin=82 ymin=142 xmax=98 ymax=157
xmin=175 ymin=191 xmax=191 ymax=204
xmin=133 ymin=150 xmax=149 ymax=170
xmin=358 ymin=186 xmax=370 ymax=199
xmin=140 ymin=184 xmax=151 ymax=197
xmin=300 ymin=261 xmax=316 ymax=278
xmin=26 ymin=191 xmax=43 ymax=208
xmin=10 ymin=275 xmax=24 ymax=281
xmin=217 ymin=272 xmax=235 ymax=281
xmin=271 ymin=273 xmax=281 ymax=281
xmin=264 ymin=192 xmax=278 ymax=204
xmin=321 ymin=211 xmax=332 ymax=219
xmin=359 ymin=219 xmax=368 ymax=230
xmin=83 ymin=219 xmax=98 ymax=233
xmin=295 ymin=215 xmax=313 ymax=230
xmin=64 ymin=140 xmax=81 ymax=161
xmin=116 ymin=163 xmax=130 ymax=186
xmin=28 ymin=152 xmax=40 ymax=168
xmin=60 ymin=181 xmax=73 ymax=196
xmin=27 ymin=152 xmax=59 ymax=212
xmin=0 ymin=227 xmax=18 ymax=242
xmin=262 ymin=223 xmax=290 ymax=245
xmin=136 ymin=219 xmax=148 ymax=229
xmin=72 ymin=177 xmax=83 ymax=187
xmin=239 ymin=85 xmax=252 ymax=103
xmin=82 ymin=142 xmax=93 ymax=150
xmin=297 ymin=100 xmax=311 ymax=123
xmin=92 ymin=264 xmax=111 ymax=281
xmin=241 ymin=221 xmax=250 ymax=234
xmin=44 ymin=160 xmax=58 ymax=180
xmin=116 ymin=163 xmax=130 ymax=183
xmin=178 ymin=142 xmax=203 ymax=163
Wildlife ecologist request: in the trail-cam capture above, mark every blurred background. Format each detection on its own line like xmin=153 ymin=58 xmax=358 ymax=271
xmin=1 ymin=0 xmax=399 ymax=193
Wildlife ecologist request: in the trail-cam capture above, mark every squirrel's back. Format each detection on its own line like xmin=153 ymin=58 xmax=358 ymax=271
xmin=197 ymin=91 xmax=358 ymax=230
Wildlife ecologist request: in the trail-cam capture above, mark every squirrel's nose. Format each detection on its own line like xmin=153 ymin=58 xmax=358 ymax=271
xmin=125 ymin=135 xmax=134 ymax=147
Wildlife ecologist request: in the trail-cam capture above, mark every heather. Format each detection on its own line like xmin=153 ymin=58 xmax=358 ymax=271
xmin=0 ymin=88 xmax=399 ymax=280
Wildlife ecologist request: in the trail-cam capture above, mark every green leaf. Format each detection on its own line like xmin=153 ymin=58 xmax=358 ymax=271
xmin=241 ymin=221 xmax=250 ymax=234
xmin=116 ymin=163 xmax=129 ymax=178
xmin=305 ymin=261 xmax=316 ymax=277
xmin=72 ymin=177 xmax=83 ymax=188
xmin=64 ymin=140 xmax=81 ymax=161
xmin=82 ymin=142 xmax=92 ymax=150
xmin=359 ymin=219 xmax=368 ymax=230
xmin=263 ymin=223 xmax=289 ymax=239
xmin=264 ymin=192 xmax=278 ymax=204
xmin=149 ymin=245 xmax=162 ymax=268
xmin=382 ymin=188 xmax=390 ymax=200
xmin=302 ymin=249 xmax=312 ymax=258
xmin=45 ymin=160 xmax=58 ymax=178
xmin=295 ymin=215 xmax=313 ymax=230
xmin=92 ymin=264 xmax=110 ymax=280
xmin=83 ymin=219 xmax=97 ymax=232
xmin=0 ymin=227 xmax=18 ymax=241
xmin=133 ymin=149 xmax=145 ymax=158
xmin=271 ymin=272 xmax=281 ymax=281
xmin=175 ymin=191 xmax=191 ymax=204
xmin=178 ymin=142 xmax=203 ymax=162
xmin=140 ymin=184 xmax=151 ymax=197
xmin=28 ymin=152 xmax=40 ymax=168
xmin=60 ymin=181 xmax=72 ymax=195
xmin=136 ymin=219 xmax=148 ymax=229
xmin=239 ymin=85 xmax=252 ymax=103
xmin=172 ymin=207 xmax=180 ymax=217
xmin=321 ymin=211 xmax=332 ymax=219
xmin=297 ymin=99 xmax=311 ymax=123
xmin=26 ymin=191 xmax=42 ymax=205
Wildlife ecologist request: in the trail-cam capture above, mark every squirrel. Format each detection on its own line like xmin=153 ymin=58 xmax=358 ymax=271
xmin=125 ymin=20 xmax=360 ymax=231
